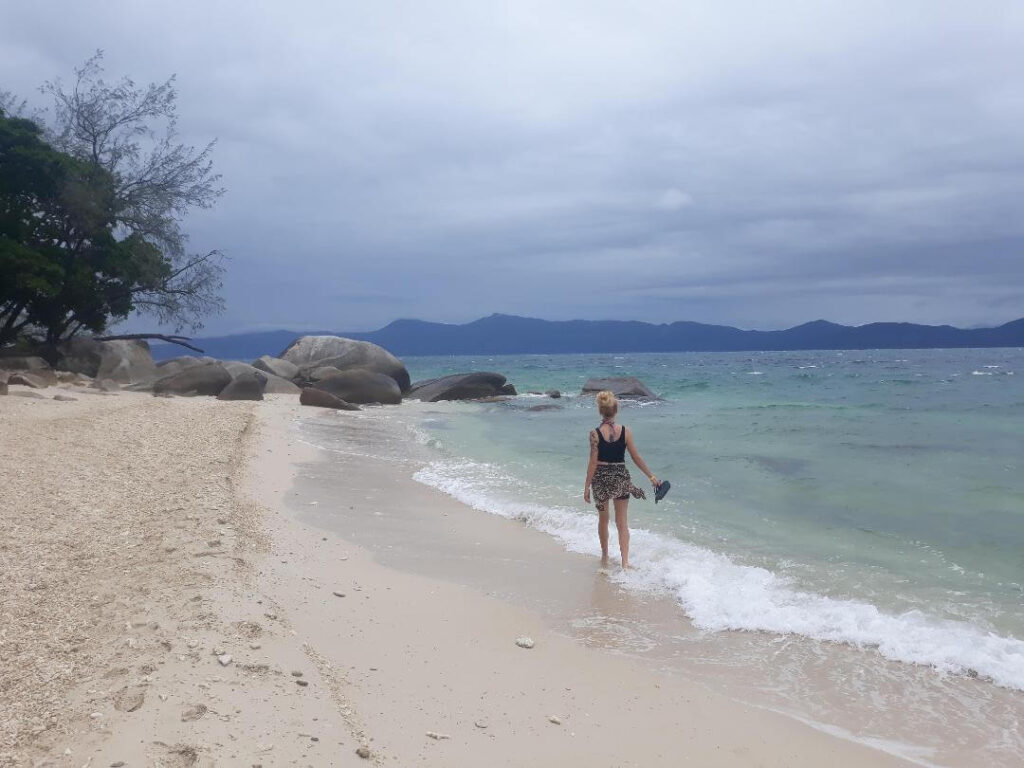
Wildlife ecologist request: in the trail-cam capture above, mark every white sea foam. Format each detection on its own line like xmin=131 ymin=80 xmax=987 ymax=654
xmin=413 ymin=458 xmax=1024 ymax=691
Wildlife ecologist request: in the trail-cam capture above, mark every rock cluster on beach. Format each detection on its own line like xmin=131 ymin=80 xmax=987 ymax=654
xmin=0 ymin=335 xmax=536 ymax=412
xmin=281 ymin=335 xmax=411 ymax=392
xmin=2 ymin=335 xmax=663 ymax=410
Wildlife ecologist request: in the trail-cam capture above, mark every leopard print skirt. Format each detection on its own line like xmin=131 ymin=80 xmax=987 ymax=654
xmin=591 ymin=463 xmax=646 ymax=512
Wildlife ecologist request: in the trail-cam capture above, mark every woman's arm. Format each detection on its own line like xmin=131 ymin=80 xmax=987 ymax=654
xmin=625 ymin=428 xmax=659 ymax=486
xmin=584 ymin=430 xmax=598 ymax=502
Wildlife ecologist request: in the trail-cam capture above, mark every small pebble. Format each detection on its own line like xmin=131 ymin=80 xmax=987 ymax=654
xmin=249 ymin=642 xmax=261 ymax=650
xmin=217 ymin=654 xmax=233 ymax=666
xmin=474 ymin=720 xmax=489 ymax=729
xmin=356 ymin=746 xmax=371 ymax=759
xmin=296 ymin=679 xmax=309 ymax=687
xmin=332 ymin=591 xmax=346 ymax=598
xmin=291 ymin=671 xmax=303 ymax=677
xmin=515 ymin=637 xmax=535 ymax=649
xmin=426 ymin=731 xmax=450 ymax=740
xmin=549 ymin=715 xmax=562 ymax=725
xmin=111 ymin=762 xmax=125 ymax=767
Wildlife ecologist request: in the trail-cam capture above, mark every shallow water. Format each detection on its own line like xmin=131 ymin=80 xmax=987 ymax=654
xmin=299 ymin=347 xmax=1024 ymax=766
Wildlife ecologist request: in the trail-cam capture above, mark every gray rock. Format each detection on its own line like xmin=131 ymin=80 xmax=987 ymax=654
xmin=56 ymin=370 xmax=88 ymax=384
xmin=313 ymin=369 xmax=402 ymax=405
xmin=300 ymin=365 xmax=344 ymax=383
xmin=8 ymin=372 xmax=51 ymax=389
xmin=56 ymin=338 xmax=157 ymax=384
xmin=154 ymin=356 xmax=215 ymax=378
xmin=528 ymin=404 xmax=560 ymax=412
xmin=252 ymin=355 xmax=299 ymax=381
xmin=280 ymin=336 xmax=410 ymax=392
xmin=546 ymin=390 xmax=562 ymax=398
xmin=217 ymin=371 xmax=265 ymax=401
xmin=223 ymin=362 xmax=300 ymax=394
xmin=90 ymin=378 xmax=121 ymax=392
xmin=261 ymin=375 xmax=301 ymax=395
xmin=0 ymin=355 xmax=52 ymax=373
xmin=581 ymin=376 xmax=657 ymax=398
xmin=10 ymin=390 xmax=47 ymax=399
xmin=153 ymin=363 xmax=232 ymax=397
xmin=299 ymin=387 xmax=360 ymax=411
xmin=407 ymin=372 xmax=513 ymax=402
xmin=53 ymin=394 xmax=77 ymax=402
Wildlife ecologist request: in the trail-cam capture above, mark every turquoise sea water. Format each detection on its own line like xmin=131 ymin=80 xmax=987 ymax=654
xmin=396 ymin=348 xmax=1024 ymax=691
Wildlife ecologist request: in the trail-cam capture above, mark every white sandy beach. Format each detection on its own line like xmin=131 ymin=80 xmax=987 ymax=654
xmin=1 ymin=389 xmax=917 ymax=766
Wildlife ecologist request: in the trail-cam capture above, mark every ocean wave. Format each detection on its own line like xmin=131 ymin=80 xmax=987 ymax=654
xmin=413 ymin=458 xmax=1024 ymax=691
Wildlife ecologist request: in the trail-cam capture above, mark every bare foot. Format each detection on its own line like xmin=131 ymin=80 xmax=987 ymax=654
xmin=600 ymin=555 xmax=610 ymax=567
xmin=622 ymin=562 xmax=635 ymax=570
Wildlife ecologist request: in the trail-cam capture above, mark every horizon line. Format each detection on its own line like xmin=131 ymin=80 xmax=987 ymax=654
xmin=151 ymin=312 xmax=1024 ymax=341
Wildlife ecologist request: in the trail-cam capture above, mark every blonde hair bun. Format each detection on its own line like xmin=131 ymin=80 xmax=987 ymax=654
xmin=596 ymin=390 xmax=618 ymax=418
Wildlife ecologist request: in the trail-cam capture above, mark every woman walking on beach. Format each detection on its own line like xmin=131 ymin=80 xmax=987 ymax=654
xmin=584 ymin=391 xmax=659 ymax=569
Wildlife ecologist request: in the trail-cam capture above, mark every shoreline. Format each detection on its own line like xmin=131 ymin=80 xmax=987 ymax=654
xmin=246 ymin=397 xmax=918 ymax=766
xmin=0 ymin=391 xmax=944 ymax=765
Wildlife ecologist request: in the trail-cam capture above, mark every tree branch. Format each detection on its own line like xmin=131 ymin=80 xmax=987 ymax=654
xmin=94 ymin=332 xmax=204 ymax=353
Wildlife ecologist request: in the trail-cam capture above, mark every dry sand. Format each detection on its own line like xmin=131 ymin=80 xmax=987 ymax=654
xmin=1 ymin=389 xmax=914 ymax=766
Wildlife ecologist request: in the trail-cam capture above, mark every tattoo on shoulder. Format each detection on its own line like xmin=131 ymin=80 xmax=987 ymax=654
xmin=589 ymin=430 xmax=598 ymax=448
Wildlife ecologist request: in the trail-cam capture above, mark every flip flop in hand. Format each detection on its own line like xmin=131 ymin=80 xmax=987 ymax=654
xmin=654 ymin=479 xmax=671 ymax=503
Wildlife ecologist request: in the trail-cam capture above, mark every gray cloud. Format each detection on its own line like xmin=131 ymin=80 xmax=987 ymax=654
xmin=3 ymin=1 xmax=1023 ymax=334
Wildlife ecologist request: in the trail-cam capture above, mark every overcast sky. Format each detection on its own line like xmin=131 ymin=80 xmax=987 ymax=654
xmin=4 ymin=1 xmax=1023 ymax=334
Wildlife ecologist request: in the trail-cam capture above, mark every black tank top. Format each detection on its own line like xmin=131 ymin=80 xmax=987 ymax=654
xmin=595 ymin=424 xmax=627 ymax=463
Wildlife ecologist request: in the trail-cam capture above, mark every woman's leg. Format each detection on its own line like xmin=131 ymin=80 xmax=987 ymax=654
xmin=597 ymin=504 xmax=610 ymax=564
xmin=613 ymin=497 xmax=631 ymax=568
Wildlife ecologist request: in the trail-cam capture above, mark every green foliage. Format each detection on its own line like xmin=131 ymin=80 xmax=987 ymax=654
xmin=0 ymin=53 xmax=225 ymax=346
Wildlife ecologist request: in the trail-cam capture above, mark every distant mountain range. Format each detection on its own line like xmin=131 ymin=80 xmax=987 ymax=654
xmin=150 ymin=314 xmax=1024 ymax=361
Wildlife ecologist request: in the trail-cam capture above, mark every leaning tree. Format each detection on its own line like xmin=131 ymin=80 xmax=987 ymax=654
xmin=0 ymin=51 xmax=225 ymax=346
